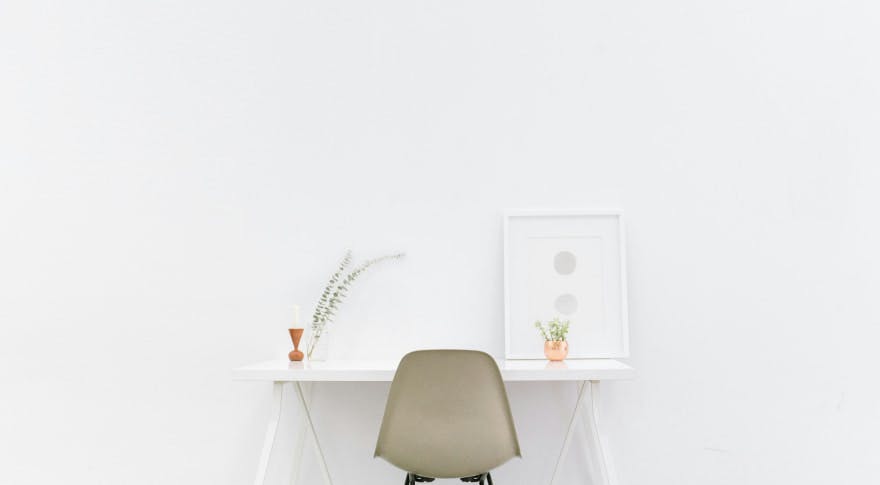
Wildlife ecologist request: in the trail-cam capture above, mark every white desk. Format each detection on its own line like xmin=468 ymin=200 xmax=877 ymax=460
xmin=234 ymin=359 xmax=635 ymax=485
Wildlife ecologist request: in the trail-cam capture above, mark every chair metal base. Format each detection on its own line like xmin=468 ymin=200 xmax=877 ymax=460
xmin=406 ymin=473 xmax=492 ymax=485
xmin=460 ymin=473 xmax=493 ymax=485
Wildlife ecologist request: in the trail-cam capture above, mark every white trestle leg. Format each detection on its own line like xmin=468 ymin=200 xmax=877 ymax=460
xmin=254 ymin=381 xmax=284 ymax=485
xmin=548 ymin=380 xmax=618 ymax=485
xmin=294 ymin=382 xmax=333 ymax=485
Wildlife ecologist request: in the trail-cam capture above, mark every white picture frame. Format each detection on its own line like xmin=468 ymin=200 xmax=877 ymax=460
xmin=504 ymin=209 xmax=629 ymax=359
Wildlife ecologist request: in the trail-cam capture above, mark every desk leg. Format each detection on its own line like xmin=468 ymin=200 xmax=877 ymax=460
xmin=254 ymin=381 xmax=284 ymax=485
xmin=549 ymin=381 xmax=618 ymax=485
xmin=294 ymin=382 xmax=333 ymax=485
xmin=289 ymin=382 xmax=313 ymax=485
xmin=549 ymin=381 xmax=588 ymax=485
xmin=581 ymin=380 xmax=617 ymax=485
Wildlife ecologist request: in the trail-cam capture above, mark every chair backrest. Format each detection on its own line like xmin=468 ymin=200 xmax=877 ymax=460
xmin=375 ymin=350 xmax=521 ymax=479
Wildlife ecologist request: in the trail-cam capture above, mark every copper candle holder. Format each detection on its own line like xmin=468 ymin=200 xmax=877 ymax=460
xmin=288 ymin=328 xmax=304 ymax=361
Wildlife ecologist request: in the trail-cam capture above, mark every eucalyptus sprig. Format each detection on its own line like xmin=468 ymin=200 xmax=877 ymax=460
xmin=312 ymin=250 xmax=352 ymax=328
xmin=534 ymin=317 xmax=570 ymax=342
xmin=307 ymin=250 xmax=405 ymax=359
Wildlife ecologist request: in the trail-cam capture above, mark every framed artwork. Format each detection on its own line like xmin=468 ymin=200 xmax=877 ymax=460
xmin=504 ymin=210 xmax=629 ymax=359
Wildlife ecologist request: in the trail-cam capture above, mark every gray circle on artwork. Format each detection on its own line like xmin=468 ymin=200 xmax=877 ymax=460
xmin=554 ymin=251 xmax=577 ymax=275
xmin=555 ymin=293 xmax=579 ymax=315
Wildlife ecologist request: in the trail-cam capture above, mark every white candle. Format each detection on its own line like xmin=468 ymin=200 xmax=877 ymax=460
xmin=291 ymin=305 xmax=302 ymax=329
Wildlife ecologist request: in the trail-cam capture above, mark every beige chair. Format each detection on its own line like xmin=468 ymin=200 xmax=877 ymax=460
xmin=375 ymin=350 xmax=521 ymax=485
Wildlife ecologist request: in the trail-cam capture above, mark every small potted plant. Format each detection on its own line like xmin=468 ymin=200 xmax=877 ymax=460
xmin=535 ymin=317 xmax=570 ymax=361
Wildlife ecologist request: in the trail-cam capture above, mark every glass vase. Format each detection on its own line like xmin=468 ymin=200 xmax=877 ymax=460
xmin=307 ymin=328 xmax=331 ymax=362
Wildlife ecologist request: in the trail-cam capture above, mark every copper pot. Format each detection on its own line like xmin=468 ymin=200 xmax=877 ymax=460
xmin=544 ymin=340 xmax=568 ymax=361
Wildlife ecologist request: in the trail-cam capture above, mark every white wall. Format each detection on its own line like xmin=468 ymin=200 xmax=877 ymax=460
xmin=2 ymin=1 xmax=879 ymax=484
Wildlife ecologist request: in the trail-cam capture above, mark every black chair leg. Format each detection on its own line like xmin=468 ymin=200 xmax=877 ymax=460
xmin=461 ymin=473 xmax=492 ymax=484
xmin=408 ymin=473 xmax=435 ymax=484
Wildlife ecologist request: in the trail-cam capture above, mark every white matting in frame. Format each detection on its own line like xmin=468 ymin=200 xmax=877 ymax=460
xmin=504 ymin=210 xmax=629 ymax=359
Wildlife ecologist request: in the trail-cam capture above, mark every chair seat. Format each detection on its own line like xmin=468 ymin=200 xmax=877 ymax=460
xmin=376 ymin=350 xmax=519 ymax=482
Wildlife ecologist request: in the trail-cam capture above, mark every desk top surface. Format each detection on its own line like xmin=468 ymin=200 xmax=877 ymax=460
xmin=233 ymin=358 xmax=635 ymax=382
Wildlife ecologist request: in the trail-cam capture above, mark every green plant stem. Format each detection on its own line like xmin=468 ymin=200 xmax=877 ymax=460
xmin=307 ymin=251 xmax=404 ymax=359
